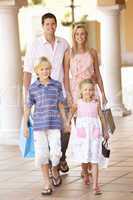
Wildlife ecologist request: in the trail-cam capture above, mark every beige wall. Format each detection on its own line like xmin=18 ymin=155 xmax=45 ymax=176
xmin=97 ymin=0 xmax=125 ymax=6
xmin=121 ymin=0 xmax=133 ymax=52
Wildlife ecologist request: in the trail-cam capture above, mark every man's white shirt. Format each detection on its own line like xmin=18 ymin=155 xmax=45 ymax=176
xmin=23 ymin=35 xmax=69 ymax=97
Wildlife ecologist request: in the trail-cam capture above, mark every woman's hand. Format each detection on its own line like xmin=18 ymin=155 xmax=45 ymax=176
xmin=102 ymin=94 xmax=108 ymax=107
xmin=103 ymin=131 xmax=109 ymax=140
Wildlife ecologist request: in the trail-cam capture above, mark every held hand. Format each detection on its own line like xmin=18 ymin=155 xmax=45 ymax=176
xmin=64 ymin=119 xmax=71 ymax=133
xmin=23 ymin=126 xmax=29 ymax=138
xmin=70 ymin=105 xmax=77 ymax=114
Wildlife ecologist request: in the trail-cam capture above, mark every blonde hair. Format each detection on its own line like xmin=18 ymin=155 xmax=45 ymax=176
xmin=34 ymin=57 xmax=52 ymax=74
xmin=72 ymin=24 xmax=89 ymax=56
xmin=79 ymin=79 xmax=94 ymax=99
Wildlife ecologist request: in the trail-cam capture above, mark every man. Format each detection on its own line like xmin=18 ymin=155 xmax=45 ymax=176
xmin=23 ymin=13 xmax=71 ymax=173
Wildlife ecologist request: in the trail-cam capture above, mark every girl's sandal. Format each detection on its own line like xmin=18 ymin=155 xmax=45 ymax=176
xmin=41 ymin=187 xmax=52 ymax=195
xmin=93 ymin=186 xmax=102 ymax=195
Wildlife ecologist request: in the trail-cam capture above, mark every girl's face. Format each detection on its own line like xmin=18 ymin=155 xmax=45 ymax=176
xmin=81 ymin=83 xmax=95 ymax=100
xmin=74 ymin=27 xmax=87 ymax=45
xmin=37 ymin=62 xmax=51 ymax=80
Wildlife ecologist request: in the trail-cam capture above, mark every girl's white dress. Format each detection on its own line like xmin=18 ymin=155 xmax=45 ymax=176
xmin=71 ymin=99 xmax=105 ymax=165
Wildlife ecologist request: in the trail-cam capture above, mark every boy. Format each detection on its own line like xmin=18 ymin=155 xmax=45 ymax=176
xmin=23 ymin=57 xmax=68 ymax=195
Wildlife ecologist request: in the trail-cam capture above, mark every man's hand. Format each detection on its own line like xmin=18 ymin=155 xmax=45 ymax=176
xmin=63 ymin=119 xmax=71 ymax=133
xmin=23 ymin=125 xmax=29 ymax=138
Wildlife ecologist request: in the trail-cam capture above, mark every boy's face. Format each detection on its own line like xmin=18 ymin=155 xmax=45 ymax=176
xmin=42 ymin=18 xmax=57 ymax=36
xmin=37 ymin=62 xmax=51 ymax=80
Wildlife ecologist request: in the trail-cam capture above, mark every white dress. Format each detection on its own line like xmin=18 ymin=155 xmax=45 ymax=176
xmin=72 ymin=99 xmax=104 ymax=165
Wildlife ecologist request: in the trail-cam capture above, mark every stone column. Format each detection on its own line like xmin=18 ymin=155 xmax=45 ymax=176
xmin=98 ymin=4 xmax=130 ymax=116
xmin=0 ymin=6 xmax=22 ymax=144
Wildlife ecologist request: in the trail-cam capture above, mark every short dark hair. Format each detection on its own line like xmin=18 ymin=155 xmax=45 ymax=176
xmin=41 ymin=13 xmax=57 ymax=25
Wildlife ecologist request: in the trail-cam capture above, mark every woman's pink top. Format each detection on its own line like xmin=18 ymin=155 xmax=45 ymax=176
xmin=70 ymin=52 xmax=94 ymax=104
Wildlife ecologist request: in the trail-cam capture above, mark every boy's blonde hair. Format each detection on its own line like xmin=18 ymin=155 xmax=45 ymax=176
xmin=79 ymin=79 xmax=94 ymax=99
xmin=34 ymin=57 xmax=52 ymax=74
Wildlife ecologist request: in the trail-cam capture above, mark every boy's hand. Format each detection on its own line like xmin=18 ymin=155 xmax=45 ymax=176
xmin=23 ymin=126 xmax=29 ymax=138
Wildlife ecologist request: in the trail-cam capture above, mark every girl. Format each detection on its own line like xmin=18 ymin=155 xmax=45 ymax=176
xmin=64 ymin=23 xmax=107 ymax=180
xmin=23 ymin=57 xmax=68 ymax=195
xmin=68 ymin=79 xmax=109 ymax=195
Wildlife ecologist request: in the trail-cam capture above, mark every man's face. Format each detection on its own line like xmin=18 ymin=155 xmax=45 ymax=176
xmin=42 ymin=18 xmax=57 ymax=35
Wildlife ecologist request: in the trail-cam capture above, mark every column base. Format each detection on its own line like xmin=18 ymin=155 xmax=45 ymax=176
xmin=0 ymin=130 xmax=19 ymax=145
xmin=111 ymin=105 xmax=131 ymax=117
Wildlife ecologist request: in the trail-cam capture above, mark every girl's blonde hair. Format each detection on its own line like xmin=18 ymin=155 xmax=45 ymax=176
xmin=79 ymin=79 xmax=94 ymax=99
xmin=34 ymin=56 xmax=52 ymax=74
xmin=72 ymin=24 xmax=89 ymax=56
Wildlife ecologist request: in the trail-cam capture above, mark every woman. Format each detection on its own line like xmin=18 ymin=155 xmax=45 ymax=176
xmin=64 ymin=24 xmax=107 ymax=184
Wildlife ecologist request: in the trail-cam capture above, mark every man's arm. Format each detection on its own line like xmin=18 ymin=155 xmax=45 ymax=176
xmin=23 ymin=106 xmax=31 ymax=138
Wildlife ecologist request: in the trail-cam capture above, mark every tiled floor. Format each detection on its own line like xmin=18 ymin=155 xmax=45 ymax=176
xmin=1 ymin=115 xmax=133 ymax=200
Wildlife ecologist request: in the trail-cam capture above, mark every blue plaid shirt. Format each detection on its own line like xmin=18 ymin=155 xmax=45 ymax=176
xmin=27 ymin=79 xmax=65 ymax=131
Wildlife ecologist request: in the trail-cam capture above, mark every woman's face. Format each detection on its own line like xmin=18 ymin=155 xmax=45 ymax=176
xmin=74 ymin=27 xmax=87 ymax=45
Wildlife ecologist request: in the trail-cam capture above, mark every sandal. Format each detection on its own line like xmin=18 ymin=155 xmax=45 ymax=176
xmin=93 ymin=186 xmax=102 ymax=195
xmin=41 ymin=187 xmax=52 ymax=195
xmin=59 ymin=160 xmax=69 ymax=173
xmin=51 ymin=175 xmax=62 ymax=187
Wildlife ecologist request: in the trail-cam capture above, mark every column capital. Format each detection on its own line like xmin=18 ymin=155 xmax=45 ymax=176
xmin=0 ymin=0 xmax=28 ymax=8
xmin=97 ymin=4 xmax=125 ymax=16
xmin=0 ymin=5 xmax=19 ymax=15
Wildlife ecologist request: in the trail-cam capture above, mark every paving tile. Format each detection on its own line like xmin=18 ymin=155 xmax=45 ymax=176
xmin=1 ymin=115 xmax=133 ymax=199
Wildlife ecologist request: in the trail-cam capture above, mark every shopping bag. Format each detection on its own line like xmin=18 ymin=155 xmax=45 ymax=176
xmin=102 ymin=140 xmax=110 ymax=158
xmin=19 ymin=118 xmax=35 ymax=158
xmin=102 ymin=108 xmax=116 ymax=134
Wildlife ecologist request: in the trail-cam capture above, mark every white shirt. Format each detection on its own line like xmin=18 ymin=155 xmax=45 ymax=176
xmin=23 ymin=36 xmax=69 ymax=96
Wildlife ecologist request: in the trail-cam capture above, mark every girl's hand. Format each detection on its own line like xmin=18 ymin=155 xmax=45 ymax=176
xmin=23 ymin=126 xmax=29 ymax=138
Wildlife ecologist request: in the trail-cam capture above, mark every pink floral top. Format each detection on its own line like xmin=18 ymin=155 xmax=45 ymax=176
xmin=70 ymin=52 xmax=94 ymax=104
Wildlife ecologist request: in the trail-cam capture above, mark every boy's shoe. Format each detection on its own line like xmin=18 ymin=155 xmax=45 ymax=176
xmin=41 ymin=187 xmax=52 ymax=195
xmin=51 ymin=175 xmax=62 ymax=187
